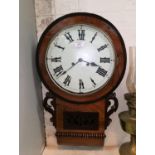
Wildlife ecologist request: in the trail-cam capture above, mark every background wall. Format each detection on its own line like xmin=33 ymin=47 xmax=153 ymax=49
xmin=19 ymin=0 xmax=45 ymax=154
xmin=34 ymin=0 xmax=135 ymax=147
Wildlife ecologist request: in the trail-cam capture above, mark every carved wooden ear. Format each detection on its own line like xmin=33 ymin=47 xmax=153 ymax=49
xmin=105 ymin=92 xmax=119 ymax=129
xmin=43 ymin=92 xmax=56 ymax=127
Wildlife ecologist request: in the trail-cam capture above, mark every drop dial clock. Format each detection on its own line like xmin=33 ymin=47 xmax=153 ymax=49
xmin=37 ymin=13 xmax=126 ymax=146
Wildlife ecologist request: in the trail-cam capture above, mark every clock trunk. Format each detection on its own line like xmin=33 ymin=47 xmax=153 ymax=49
xmin=55 ymin=97 xmax=106 ymax=146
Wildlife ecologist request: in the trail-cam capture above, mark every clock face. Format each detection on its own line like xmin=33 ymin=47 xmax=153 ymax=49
xmin=46 ymin=24 xmax=116 ymax=94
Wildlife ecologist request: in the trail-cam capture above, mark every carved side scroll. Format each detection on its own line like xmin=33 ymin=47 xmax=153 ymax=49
xmin=43 ymin=92 xmax=56 ymax=127
xmin=105 ymin=92 xmax=119 ymax=129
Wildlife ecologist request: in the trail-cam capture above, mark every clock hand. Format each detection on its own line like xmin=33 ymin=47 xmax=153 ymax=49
xmin=57 ymin=58 xmax=82 ymax=78
xmin=81 ymin=59 xmax=102 ymax=68
xmin=65 ymin=58 xmax=82 ymax=72
xmin=80 ymin=59 xmax=90 ymax=66
xmin=89 ymin=62 xmax=101 ymax=67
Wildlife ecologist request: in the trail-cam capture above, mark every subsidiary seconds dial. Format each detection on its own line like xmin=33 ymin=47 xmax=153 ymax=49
xmin=46 ymin=24 xmax=116 ymax=94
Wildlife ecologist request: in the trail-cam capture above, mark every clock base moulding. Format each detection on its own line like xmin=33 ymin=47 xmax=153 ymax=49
xmin=43 ymin=91 xmax=118 ymax=146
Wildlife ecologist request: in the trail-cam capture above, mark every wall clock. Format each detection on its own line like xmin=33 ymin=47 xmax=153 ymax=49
xmin=36 ymin=13 xmax=126 ymax=146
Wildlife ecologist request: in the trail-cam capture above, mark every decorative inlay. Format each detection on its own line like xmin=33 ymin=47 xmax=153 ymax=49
xmin=56 ymin=132 xmax=105 ymax=139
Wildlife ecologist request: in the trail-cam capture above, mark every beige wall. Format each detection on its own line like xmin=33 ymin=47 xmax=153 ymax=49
xmin=35 ymin=0 xmax=135 ymax=147
xmin=19 ymin=0 xmax=45 ymax=154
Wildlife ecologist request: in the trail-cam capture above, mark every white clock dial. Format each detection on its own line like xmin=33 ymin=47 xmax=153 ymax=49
xmin=46 ymin=24 xmax=116 ymax=94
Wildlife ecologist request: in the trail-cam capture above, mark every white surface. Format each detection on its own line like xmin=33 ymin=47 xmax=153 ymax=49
xmin=42 ymin=146 xmax=120 ymax=155
xmin=46 ymin=24 xmax=115 ymax=94
xmin=19 ymin=0 xmax=45 ymax=154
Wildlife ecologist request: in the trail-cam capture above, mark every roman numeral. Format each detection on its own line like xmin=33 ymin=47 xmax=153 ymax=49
xmin=64 ymin=32 xmax=74 ymax=43
xmin=90 ymin=78 xmax=96 ymax=87
xmin=63 ymin=75 xmax=71 ymax=86
xmin=90 ymin=32 xmax=97 ymax=43
xmin=79 ymin=79 xmax=84 ymax=90
xmin=97 ymin=44 xmax=108 ymax=52
xmin=96 ymin=67 xmax=107 ymax=77
xmin=100 ymin=57 xmax=110 ymax=63
xmin=53 ymin=65 xmax=64 ymax=77
xmin=54 ymin=43 xmax=65 ymax=50
xmin=78 ymin=29 xmax=85 ymax=40
xmin=51 ymin=57 xmax=61 ymax=62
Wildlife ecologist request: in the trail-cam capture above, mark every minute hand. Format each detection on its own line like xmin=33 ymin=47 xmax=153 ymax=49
xmin=57 ymin=59 xmax=81 ymax=78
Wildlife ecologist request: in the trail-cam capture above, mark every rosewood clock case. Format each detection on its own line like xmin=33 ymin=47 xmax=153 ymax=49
xmin=37 ymin=13 xmax=126 ymax=146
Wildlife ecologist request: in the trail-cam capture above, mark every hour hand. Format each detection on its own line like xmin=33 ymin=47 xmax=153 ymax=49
xmin=82 ymin=60 xmax=100 ymax=67
xmin=89 ymin=62 xmax=99 ymax=67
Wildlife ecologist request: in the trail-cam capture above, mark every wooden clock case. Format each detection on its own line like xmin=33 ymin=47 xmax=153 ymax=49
xmin=37 ymin=13 xmax=126 ymax=146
